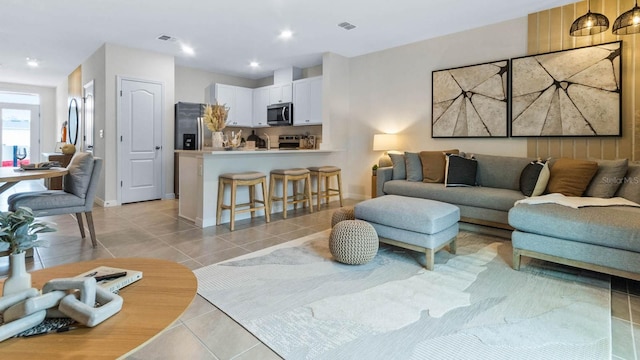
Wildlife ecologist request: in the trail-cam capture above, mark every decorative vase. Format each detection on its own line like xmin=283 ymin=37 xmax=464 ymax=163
xmin=2 ymin=252 xmax=32 ymax=296
xmin=212 ymin=131 xmax=224 ymax=149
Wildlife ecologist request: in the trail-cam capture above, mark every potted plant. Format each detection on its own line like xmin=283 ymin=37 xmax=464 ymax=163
xmin=372 ymin=164 xmax=379 ymax=175
xmin=0 ymin=207 xmax=56 ymax=296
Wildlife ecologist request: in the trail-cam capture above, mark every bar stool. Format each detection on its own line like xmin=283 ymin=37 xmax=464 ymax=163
xmin=269 ymin=168 xmax=313 ymax=219
xmin=217 ymin=171 xmax=270 ymax=231
xmin=308 ymin=166 xmax=344 ymax=209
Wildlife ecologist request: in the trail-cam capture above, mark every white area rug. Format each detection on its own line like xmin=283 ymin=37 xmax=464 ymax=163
xmin=195 ymin=230 xmax=611 ymax=359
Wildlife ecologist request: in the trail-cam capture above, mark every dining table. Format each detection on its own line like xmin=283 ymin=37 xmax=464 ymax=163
xmin=0 ymin=167 xmax=68 ymax=195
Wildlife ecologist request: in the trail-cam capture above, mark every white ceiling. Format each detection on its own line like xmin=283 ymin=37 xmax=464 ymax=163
xmin=1 ymin=0 xmax=577 ymax=88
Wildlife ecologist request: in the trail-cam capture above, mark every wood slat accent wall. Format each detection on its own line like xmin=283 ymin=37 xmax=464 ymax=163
xmin=527 ymin=0 xmax=638 ymax=161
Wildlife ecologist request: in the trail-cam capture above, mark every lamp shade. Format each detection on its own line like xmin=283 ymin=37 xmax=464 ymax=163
xmin=372 ymin=134 xmax=398 ymax=151
xmin=570 ymin=10 xmax=609 ymax=36
xmin=613 ymin=1 xmax=640 ymax=35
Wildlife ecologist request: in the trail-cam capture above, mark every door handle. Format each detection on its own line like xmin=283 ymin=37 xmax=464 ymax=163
xmin=155 ymin=146 xmax=161 ymax=150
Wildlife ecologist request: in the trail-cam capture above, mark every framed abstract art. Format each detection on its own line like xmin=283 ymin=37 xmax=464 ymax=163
xmin=432 ymin=60 xmax=509 ymax=138
xmin=510 ymin=41 xmax=622 ymax=137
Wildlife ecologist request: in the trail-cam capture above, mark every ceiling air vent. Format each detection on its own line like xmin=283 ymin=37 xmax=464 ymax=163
xmin=338 ymin=22 xmax=357 ymax=30
xmin=157 ymin=34 xmax=176 ymax=41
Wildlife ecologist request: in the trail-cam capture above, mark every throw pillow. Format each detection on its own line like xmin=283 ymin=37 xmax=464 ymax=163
xmin=64 ymin=152 xmax=94 ymax=198
xmin=584 ymin=158 xmax=629 ymax=198
xmin=419 ymin=149 xmax=459 ymax=183
xmin=405 ymin=152 xmax=423 ymax=182
xmin=615 ymin=163 xmax=640 ymax=204
xmin=389 ymin=153 xmax=406 ymax=180
xmin=519 ymin=160 xmax=550 ymax=197
xmin=546 ymin=158 xmax=598 ymax=197
xmin=445 ymin=154 xmax=477 ymax=187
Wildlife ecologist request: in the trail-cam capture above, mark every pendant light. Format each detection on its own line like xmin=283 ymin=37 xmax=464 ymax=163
xmin=570 ymin=0 xmax=609 ymax=36
xmin=613 ymin=0 xmax=640 ymax=35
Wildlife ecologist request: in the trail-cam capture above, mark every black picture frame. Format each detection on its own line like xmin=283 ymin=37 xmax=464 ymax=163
xmin=510 ymin=40 xmax=622 ymax=137
xmin=431 ymin=59 xmax=509 ymax=138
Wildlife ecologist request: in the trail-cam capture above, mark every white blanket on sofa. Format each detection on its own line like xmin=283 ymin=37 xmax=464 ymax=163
xmin=515 ymin=193 xmax=640 ymax=209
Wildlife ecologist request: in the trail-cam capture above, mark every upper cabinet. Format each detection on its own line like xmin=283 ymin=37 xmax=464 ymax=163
xmin=211 ymin=84 xmax=253 ymax=127
xmin=268 ymin=83 xmax=292 ymax=104
xmin=252 ymin=87 xmax=270 ymax=127
xmin=293 ymin=76 xmax=322 ymax=126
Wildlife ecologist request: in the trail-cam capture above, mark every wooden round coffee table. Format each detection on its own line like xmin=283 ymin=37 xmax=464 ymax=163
xmin=0 ymin=258 xmax=197 ymax=359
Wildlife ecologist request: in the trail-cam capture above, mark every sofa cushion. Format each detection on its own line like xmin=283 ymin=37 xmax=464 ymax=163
xmin=509 ymin=203 xmax=640 ymax=253
xmin=64 ymin=152 xmax=94 ymax=198
xmin=389 ymin=153 xmax=406 ymax=180
xmin=405 ymin=152 xmax=423 ymax=182
xmin=445 ymin=154 xmax=477 ymax=187
xmin=615 ymin=163 xmax=640 ymax=204
xmin=475 ymin=154 xmax=530 ymax=191
xmin=585 ymin=158 xmax=629 ymax=198
xmin=546 ymin=158 xmax=598 ymax=196
xmin=519 ymin=160 xmax=550 ymax=197
xmin=383 ymin=180 xmax=524 ymax=212
xmin=419 ymin=149 xmax=458 ymax=183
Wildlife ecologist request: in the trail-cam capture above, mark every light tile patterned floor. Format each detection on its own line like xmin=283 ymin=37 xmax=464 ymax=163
xmin=1 ymin=180 xmax=638 ymax=359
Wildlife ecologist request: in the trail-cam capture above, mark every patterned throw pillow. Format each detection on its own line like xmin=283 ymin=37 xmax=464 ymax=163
xmin=445 ymin=154 xmax=477 ymax=187
xmin=519 ymin=160 xmax=550 ymax=197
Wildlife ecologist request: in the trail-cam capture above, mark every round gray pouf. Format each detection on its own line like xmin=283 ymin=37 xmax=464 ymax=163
xmin=331 ymin=207 xmax=355 ymax=228
xmin=329 ymin=220 xmax=378 ymax=265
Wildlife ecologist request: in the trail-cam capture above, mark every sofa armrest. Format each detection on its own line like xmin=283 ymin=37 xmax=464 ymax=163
xmin=376 ymin=167 xmax=393 ymax=197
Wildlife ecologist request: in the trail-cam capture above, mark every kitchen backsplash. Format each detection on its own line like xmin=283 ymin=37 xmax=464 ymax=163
xmin=224 ymin=124 xmax=321 ymax=148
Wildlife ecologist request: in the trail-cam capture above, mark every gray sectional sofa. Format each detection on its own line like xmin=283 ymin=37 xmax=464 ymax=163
xmin=376 ymin=152 xmax=640 ymax=280
xmin=377 ymin=153 xmax=530 ymax=229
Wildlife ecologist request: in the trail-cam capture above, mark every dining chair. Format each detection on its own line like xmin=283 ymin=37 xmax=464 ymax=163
xmin=7 ymin=152 xmax=103 ymax=247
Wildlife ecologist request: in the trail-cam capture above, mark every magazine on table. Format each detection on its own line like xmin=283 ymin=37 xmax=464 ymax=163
xmin=76 ymin=266 xmax=143 ymax=293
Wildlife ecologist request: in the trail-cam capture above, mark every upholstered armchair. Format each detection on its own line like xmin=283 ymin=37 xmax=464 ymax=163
xmin=8 ymin=153 xmax=103 ymax=247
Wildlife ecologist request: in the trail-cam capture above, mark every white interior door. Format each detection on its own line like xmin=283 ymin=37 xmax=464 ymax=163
xmin=118 ymin=78 xmax=163 ymax=204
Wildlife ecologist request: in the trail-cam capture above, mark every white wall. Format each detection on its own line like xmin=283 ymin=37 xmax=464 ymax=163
xmin=0 ymin=82 xmax=56 ymax=162
xmin=175 ymin=66 xmax=258 ymax=104
xmin=104 ymin=44 xmax=175 ymax=204
xmin=345 ymin=17 xmax=531 ymax=199
xmin=81 ymin=45 xmax=107 ymax=202
xmin=81 ymin=44 xmax=175 ymax=205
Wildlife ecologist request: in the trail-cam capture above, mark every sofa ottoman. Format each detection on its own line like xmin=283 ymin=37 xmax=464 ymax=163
xmin=355 ymin=195 xmax=460 ymax=270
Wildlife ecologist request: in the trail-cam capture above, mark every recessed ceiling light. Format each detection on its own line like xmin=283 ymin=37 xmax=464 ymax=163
xmin=181 ymin=44 xmax=195 ymax=55
xmin=26 ymin=58 xmax=38 ymax=67
xmin=249 ymin=61 xmax=260 ymax=68
xmin=279 ymin=30 xmax=293 ymax=39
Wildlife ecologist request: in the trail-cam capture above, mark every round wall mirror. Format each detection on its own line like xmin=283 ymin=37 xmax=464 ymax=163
xmin=68 ymin=98 xmax=79 ymax=145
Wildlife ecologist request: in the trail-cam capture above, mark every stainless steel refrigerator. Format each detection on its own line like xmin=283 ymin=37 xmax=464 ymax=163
xmin=174 ymin=102 xmax=212 ymax=150
xmin=174 ymin=102 xmax=210 ymax=197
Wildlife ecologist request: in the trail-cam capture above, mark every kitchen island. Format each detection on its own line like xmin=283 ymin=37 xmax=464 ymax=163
xmin=176 ymin=149 xmax=341 ymax=228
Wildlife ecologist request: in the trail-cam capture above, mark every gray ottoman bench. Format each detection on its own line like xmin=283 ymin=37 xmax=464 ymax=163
xmin=355 ymin=195 xmax=460 ymax=270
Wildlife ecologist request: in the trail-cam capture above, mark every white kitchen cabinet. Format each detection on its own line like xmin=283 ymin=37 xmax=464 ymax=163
xmin=293 ymin=76 xmax=323 ymax=126
xmin=212 ymin=83 xmax=253 ymax=127
xmin=268 ymin=83 xmax=292 ymax=104
xmin=252 ymin=87 xmax=270 ymax=127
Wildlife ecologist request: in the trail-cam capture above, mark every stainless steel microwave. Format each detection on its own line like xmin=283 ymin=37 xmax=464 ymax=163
xmin=267 ymin=102 xmax=293 ymax=126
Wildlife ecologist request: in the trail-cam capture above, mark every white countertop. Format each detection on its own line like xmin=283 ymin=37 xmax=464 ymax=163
xmin=175 ymin=148 xmax=337 ymax=155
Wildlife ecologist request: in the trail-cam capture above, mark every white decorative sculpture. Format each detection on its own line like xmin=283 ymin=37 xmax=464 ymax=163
xmin=0 ymin=276 xmax=124 ymax=341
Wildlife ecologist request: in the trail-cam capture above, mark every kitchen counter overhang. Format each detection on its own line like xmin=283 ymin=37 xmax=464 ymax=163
xmin=176 ymin=148 xmax=343 ymax=228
